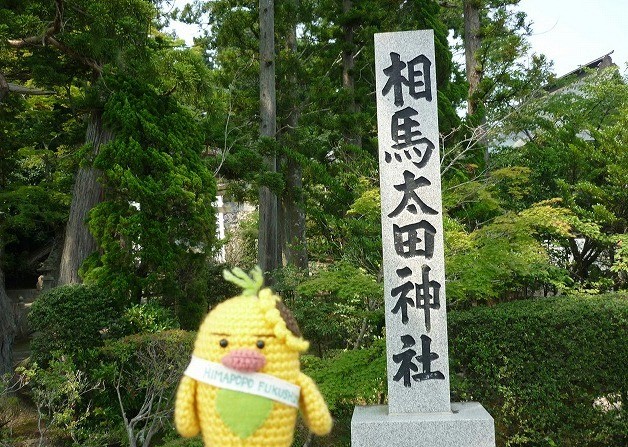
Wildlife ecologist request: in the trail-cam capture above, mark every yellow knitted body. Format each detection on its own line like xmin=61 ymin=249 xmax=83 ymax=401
xmin=175 ymin=275 xmax=332 ymax=447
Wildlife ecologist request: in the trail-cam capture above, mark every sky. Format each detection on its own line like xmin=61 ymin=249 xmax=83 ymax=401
xmin=167 ymin=0 xmax=628 ymax=77
xmin=520 ymin=0 xmax=627 ymax=76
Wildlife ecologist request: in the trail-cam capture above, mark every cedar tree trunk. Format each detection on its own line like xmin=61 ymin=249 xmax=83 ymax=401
xmin=281 ymin=0 xmax=308 ymax=271
xmin=58 ymin=111 xmax=113 ymax=285
xmin=464 ymin=0 xmax=482 ymax=116
xmin=258 ymin=0 xmax=279 ymax=275
xmin=342 ymin=0 xmax=361 ymax=148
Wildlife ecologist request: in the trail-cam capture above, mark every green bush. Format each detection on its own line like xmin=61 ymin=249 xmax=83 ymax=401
xmin=292 ymin=262 xmax=384 ymax=355
xmin=176 ymin=262 xmax=240 ymax=330
xmin=93 ymin=330 xmax=196 ymax=445
xmin=449 ymin=293 xmax=627 ymax=447
xmin=109 ymin=302 xmax=179 ymax=337
xmin=300 ymin=342 xmax=386 ymax=447
xmin=303 ymin=341 xmax=386 ymax=414
xmin=23 ymin=330 xmax=196 ymax=446
xmin=29 ymin=285 xmax=122 ymax=365
xmin=159 ymin=434 xmax=204 ymax=447
xmin=304 ymin=293 xmax=627 ymax=447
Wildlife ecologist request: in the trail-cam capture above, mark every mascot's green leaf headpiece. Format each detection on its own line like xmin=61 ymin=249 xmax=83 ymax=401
xmin=223 ymin=266 xmax=264 ymax=297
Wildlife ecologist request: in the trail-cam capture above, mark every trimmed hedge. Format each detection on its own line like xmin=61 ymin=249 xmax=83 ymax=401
xmin=29 ymin=284 xmax=123 ymax=365
xmin=304 ymin=293 xmax=627 ymax=447
xmin=448 ymin=293 xmax=627 ymax=447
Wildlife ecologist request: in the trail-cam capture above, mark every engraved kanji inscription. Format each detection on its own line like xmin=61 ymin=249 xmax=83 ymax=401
xmin=382 ymin=52 xmax=433 ymax=106
xmin=393 ymin=221 xmax=436 ymax=259
xmin=416 ymin=265 xmax=441 ymax=332
xmin=392 ymin=335 xmax=419 ymax=387
xmin=413 ymin=334 xmax=445 ymax=382
xmin=391 ymin=267 xmax=415 ymax=324
xmin=388 ymin=170 xmax=438 ymax=218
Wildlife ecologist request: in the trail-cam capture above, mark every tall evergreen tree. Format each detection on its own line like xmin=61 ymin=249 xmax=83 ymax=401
xmin=3 ymin=1 xmax=219 ymax=321
xmin=5 ymin=0 xmax=160 ymax=284
xmin=440 ymin=0 xmax=552 ymax=123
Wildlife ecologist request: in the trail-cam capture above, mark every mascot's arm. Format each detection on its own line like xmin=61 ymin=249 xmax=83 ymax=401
xmin=296 ymin=372 xmax=333 ymax=435
xmin=174 ymin=375 xmax=200 ymax=437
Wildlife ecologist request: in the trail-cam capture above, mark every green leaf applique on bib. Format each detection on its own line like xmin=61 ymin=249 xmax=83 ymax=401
xmin=216 ymin=389 xmax=273 ymax=439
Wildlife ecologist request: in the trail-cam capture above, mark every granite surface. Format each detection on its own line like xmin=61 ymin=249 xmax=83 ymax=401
xmin=351 ymin=402 xmax=496 ymax=447
xmin=375 ymin=29 xmax=450 ymax=414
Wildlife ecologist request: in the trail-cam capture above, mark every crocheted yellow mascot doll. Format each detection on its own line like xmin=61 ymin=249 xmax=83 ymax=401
xmin=175 ymin=267 xmax=332 ymax=446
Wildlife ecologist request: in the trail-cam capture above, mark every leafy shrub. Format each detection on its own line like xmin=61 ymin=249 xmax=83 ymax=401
xmin=299 ymin=342 xmax=386 ymax=447
xmin=293 ymin=262 xmax=384 ymax=355
xmin=29 ymin=285 xmax=122 ymax=365
xmin=24 ymin=355 xmax=105 ymax=446
xmin=449 ymin=295 xmax=628 ymax=447
xmin=94 ymin=330 xmax=196 ymax=446
xmin=25 ymin=330 xmax=196 ymax=446
xmin=303 ymin=341 xmax=387 ymax=414
xmin=109 ymin=302 xmax=179 ymax=337
xmin=305 ymin=293 xmax=627 ymax=447
xmin=449 ymin=293 xmax=627 ymax=447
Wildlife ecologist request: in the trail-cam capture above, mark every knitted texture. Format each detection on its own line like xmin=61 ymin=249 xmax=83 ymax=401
xmin=174 ymin=268 xmax=333 ymax=446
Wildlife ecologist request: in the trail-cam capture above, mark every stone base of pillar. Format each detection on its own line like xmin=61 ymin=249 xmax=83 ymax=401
xmin=351 ymin=402 xmax=495 ymax=447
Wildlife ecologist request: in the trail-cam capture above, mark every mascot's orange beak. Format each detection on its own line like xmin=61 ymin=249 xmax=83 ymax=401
xmin=222 ymin=349 xmax=266 ymax=372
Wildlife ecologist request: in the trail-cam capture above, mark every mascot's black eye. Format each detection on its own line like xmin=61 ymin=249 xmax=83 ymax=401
xmin=219 ymin=339 xmax=228 ymax=348
xmin=256 ymin=340 xmax=265 ymax=349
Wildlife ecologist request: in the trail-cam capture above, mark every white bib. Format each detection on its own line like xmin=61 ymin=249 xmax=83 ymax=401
xmin=184 ymin=356 xmax=301 ymax=408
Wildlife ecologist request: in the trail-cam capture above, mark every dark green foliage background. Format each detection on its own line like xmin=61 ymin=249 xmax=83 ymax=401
xmin=303 ymin=294 xmax=627 ymax=447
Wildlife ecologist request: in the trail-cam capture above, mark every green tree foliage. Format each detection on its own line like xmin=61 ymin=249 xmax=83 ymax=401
xmin=440 ymin=0 xmax=552 ymax=120
xmin=2 ymin=0 xmax=221 ymax=291
xmin=0 ymin=87 xmax=79 ymax=287
xmin=299 ymin=1 xmax=461 ymax=263
xmin=109 ymin=303 xmax=179 ymax=338
xmin=18 ymin=330 xmax=195 ymax=447
xmin=83 ymin=75 xmax=217 ymax=321
xmin=445 ymin=201 xmax=574 ymax=304
xmin=181 ymin=0 xmax=460 ymax=272
xmin=494 ymin=67 xmax=628 ymax=288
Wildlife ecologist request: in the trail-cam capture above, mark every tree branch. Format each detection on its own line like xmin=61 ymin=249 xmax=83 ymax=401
xmin=7 ymin=83 xmax=55 ymax=96
xmin=7 ymin=0 xmax=102 ymax=75
xmin=7 ymin=0 xmax=63 ymax=48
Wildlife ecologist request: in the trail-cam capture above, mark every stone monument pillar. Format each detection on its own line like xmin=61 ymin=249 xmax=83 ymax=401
xmin=351 ymin=29 xmax=496 ymax=447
